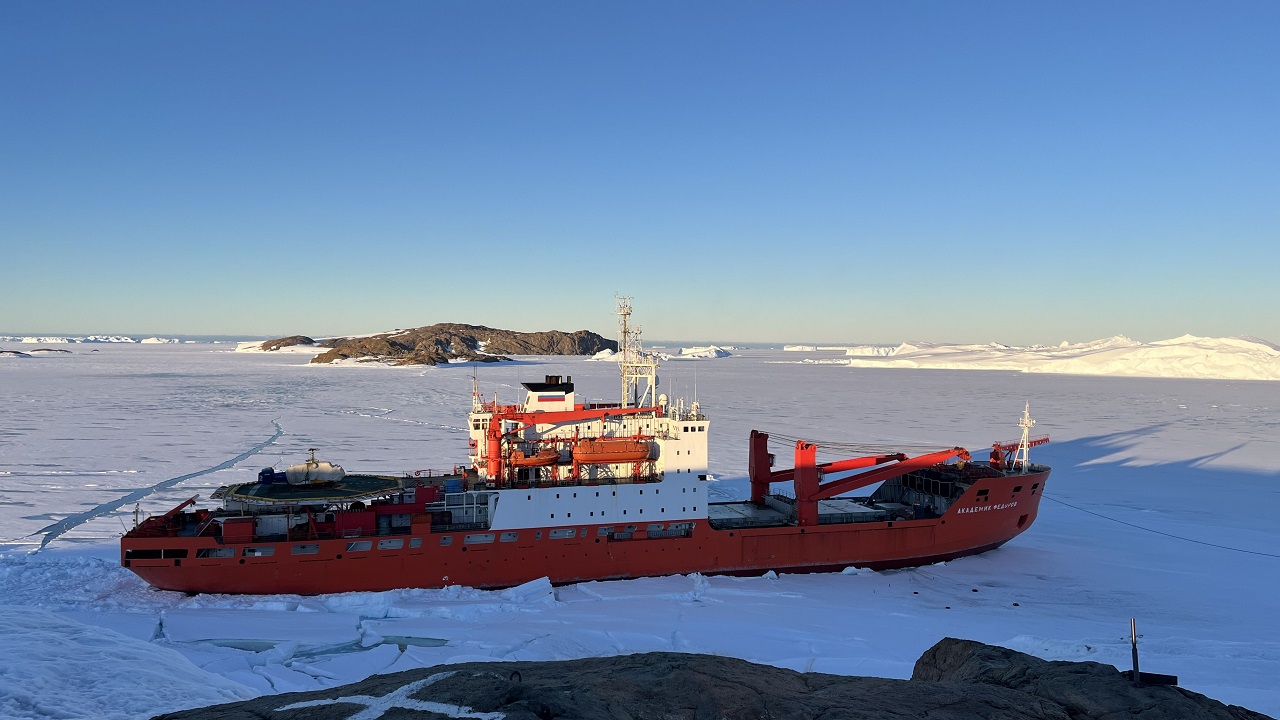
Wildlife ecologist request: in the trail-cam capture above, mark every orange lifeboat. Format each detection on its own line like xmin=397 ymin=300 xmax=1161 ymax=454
xmin=509 ymin=449 xmax=561 ymax=467
xmin=574 ymin=438 xmax=652 ymax=464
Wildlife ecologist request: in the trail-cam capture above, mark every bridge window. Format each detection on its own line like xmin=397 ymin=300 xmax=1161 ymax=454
xmin=195 ymin=548 xmax=234 ymax=559
xmin=124 ymin=549 xmax=162 ymax=560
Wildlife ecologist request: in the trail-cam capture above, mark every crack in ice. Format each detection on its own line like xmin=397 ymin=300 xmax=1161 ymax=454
xmin=34 ymin=420 xmax=284 ymax=549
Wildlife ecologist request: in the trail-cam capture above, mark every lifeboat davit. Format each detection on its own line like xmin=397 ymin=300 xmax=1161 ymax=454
xmin=575 ymin=438 xmax=652 ymax=464
xmin=509 ymin=449 xmax=561 ymax=467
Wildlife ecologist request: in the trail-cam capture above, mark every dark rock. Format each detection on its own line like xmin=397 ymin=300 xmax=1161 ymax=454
xmin=151 ymin=640 xmax=1273 ymax=720
xmin=912 ymin=638 xmax=1270 ymax=719
xmin=260 ymin=336 xmax=315 ymax=352
xmin=301 ymin=323 xmax=615 ymax=366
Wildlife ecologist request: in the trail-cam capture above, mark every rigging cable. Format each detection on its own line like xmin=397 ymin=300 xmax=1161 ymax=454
xmin=763 ymin=433 xmax=948 ymax=456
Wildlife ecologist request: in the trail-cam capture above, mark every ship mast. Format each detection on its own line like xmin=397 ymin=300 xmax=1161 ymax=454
xmin=1014 ymin=402 xmax=1035 ymax=473
xmin=616 ymin=294 xmax=658 ymax=408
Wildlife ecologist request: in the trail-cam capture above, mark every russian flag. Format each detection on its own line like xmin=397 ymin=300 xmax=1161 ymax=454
xmin=537 ymin=394 xmax=565 ymax=403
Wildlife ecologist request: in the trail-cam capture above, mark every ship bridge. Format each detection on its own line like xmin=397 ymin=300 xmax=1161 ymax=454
xmin=521 ymin=375 xmax=575 ymax=412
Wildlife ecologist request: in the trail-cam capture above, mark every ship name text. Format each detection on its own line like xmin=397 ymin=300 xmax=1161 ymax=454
xmin=956 ymin=501 xmax=1019 ymax=514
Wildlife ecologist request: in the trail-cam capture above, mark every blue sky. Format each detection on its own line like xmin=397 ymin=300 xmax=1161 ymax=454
xmin=2 ymin=2 xmax=1276 ymax=344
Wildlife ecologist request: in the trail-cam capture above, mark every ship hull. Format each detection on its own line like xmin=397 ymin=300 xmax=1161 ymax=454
xmin=122 ymin=469 xmax=1047 ymax=595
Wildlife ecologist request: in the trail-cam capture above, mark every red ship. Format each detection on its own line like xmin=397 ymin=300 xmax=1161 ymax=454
xmin=121 ymin=301 xmax=1050 ymax=595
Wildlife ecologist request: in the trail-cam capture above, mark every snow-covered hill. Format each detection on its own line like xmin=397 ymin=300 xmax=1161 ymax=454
xmin=666 ymin=345 xmax=733 ymax=360
xmin=838 ymin=335 xmax=1280 ymax=381
xmin=0 ymin=335 xmax=140 ymax=343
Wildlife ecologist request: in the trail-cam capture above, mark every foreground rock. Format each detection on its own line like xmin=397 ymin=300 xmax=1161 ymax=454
xmin=154 ymin=638 xmax=1270 ymax=720
xmin=258 ymin=324 xmax=615 ymax=366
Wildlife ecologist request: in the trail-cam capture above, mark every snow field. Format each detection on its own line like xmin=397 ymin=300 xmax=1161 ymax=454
xmin=1 ymin=344 xmax=1278 ymax=718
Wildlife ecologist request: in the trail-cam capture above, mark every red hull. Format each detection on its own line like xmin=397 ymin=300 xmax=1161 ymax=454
xmin=122 ymin=469 xmax=1047 ymax=595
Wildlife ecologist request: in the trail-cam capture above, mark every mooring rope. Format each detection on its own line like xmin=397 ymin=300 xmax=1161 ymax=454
xmin=1044 ymin=493 xmax=1280 ymax=559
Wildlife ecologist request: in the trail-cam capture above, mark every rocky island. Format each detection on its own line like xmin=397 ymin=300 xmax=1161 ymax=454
xmin=256 ymin=324 xmax=616 ymax=366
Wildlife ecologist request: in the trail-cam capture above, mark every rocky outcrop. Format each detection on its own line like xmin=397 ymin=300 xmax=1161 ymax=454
xmin=260 ymin=336 xmax=315 ymax=352
xmin=153 ymin=639 xmax=1272 ymax=720
xmin=911 ymin=638 xmax=1268 ymax=720
xmin=302 ymin=324 xmax=615 ymax=366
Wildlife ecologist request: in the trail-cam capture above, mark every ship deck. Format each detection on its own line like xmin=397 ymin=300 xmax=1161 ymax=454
xmin=215 ymin=474 xmax=405 ymax=504
xmin=707 ymin=496 xmax=913 ymax=529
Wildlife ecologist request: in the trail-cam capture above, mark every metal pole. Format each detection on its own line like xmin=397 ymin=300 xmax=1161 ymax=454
xmin=1130 ymin=617 xmax=1141 ymax=687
